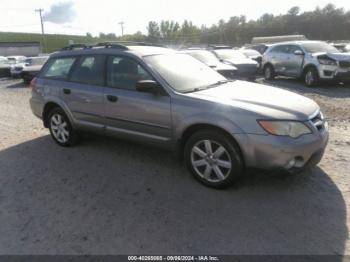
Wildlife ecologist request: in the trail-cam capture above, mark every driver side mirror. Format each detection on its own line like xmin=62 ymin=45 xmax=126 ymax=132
xmin=135 ymin=80 xmax=160 ymax=94
xmin=294 ymin=50 xmax=304 ymax=56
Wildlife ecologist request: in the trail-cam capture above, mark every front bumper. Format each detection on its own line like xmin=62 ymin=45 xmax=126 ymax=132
xmin=318 ymin=65 xmax=350 ymax=81
xmin=234 ymin=123 xmax=329 ymax=171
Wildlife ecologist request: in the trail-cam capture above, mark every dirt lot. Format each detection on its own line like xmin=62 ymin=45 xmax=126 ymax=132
xmin=0 ymin=77 xmax=349 ymax=255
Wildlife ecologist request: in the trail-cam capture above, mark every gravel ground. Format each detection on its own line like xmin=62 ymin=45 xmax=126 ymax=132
xmin=0 ymin=77 xmax=349 ymax=255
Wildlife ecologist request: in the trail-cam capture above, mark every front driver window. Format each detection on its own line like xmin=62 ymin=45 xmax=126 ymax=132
xmin=107 ymin=56 xmax=153 ymax=90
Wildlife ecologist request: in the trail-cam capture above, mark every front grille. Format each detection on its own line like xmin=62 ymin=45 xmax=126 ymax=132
xmin=14 ymin=66 xmax=23 ymax=71
xmin=310 ymin=112 xmax=325 ymax=131
xmin=339 ymin=61 xmax=350 ymax=68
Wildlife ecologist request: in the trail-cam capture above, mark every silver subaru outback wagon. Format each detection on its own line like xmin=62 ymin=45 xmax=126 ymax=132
xmin=29 ymin=43 xmax=329 ymax=188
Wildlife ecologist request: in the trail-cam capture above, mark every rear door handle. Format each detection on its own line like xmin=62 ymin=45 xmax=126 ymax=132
xmin=63 ymin=88 xmax=71 ymax=95
xmin=106 ymin=95 xmax=118 ymax=103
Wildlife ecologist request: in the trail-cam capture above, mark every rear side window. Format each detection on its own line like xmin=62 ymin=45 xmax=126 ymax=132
xmin=70 ymin=55 xmax=105 ymax=86
xmin=107 ymin=56 xmax=153 ymax=90
xmin=42 ymin=57 xmax=76 ymax=79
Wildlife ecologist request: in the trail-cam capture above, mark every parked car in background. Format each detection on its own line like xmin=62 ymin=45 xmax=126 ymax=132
xmin=21 ymin=56 xmax=49 ymax=84
xmin=0 ymin=56 xmax=11 ymax=77
xmin=210 ymin=48 xmax=259 ymax=80
xmin=180 ymin=49 xmax=238 ymax=79
xmin=30 ymin=42 xmax=328 ymax=188
xmin=239 ymin=49 xmax=263 ymax=68
xmin=8 ymin=56 xmax=27 ymax=77
xmin=244 ymin=44 xmax=272 ymax=55
xmin=330 ymin=43 xmax=349 ymax=53
xmin=262 ymin=41 xmax=350 ymax=86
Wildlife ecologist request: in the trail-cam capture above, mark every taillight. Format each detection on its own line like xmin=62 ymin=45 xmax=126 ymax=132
xmin=30 ymin=77 xmax=37 ymax=90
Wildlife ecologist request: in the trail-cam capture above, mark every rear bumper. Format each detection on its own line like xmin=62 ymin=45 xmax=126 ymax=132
xmin=29 ymin=97 xmax=43 ymax=119
xmin=234 ymin=128 xmax=329 ymax=171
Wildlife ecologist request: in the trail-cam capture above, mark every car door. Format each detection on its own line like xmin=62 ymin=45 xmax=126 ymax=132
xmin=62 ymin=55 xmax=106 ymax=130
xmin=104 ymin=55 xmax=172 ymax=145
xmin=269 ymin=45 xmax=289 ymax=74
xmin=285 ymin=45 xmax=304 ymax=77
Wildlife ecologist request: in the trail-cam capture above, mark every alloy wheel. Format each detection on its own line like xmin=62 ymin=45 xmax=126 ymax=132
xmin=50 ymin=113 xmax=70 ymax=144
xmin=190 ymin=139 xmax=232 ymax=183
xmin=305 ymin=71 xmax=314 ymax=86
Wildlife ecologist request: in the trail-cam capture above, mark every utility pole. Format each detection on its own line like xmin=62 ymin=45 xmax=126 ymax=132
xmin=35 ymin=8 xmax=46 ymax=53
xmin=118 ymin=22 xmax=125 ymax=37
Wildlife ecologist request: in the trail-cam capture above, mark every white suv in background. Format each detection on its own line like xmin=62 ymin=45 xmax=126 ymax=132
xmin=262 ymin=41 xmax=350 ymax=86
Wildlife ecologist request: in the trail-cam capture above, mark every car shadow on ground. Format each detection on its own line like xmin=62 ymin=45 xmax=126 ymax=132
xmin=0 ymin=135 xmax=348 ymax=255
xmin=259 ymin=77 xmax=350 ymax=98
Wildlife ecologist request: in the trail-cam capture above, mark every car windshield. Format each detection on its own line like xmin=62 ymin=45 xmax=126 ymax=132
xmin=144 ymin=53 xmax=227 ymax=93
xmin=301 ymin=42 xmax=339 ymax=53
xmin=214 ymin=49 xmax=247 ymax=60
xmin=186 ymin=51 xmax=219 ymax=66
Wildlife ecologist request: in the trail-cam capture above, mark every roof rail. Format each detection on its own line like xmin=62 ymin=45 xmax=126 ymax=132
xmin=60 ymin=41 xmax=165 ymax=52
xmin=95 ymin=42 xmax=129 ymax=50
xmin=60 ymin=44 xmax=92 ymax=51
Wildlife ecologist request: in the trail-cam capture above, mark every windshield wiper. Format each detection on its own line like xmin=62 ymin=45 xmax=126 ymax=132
xmin=206 ymin=80 xmax=231 ymax=88
xmin=182 ymin=80 xmax=231 ymax=94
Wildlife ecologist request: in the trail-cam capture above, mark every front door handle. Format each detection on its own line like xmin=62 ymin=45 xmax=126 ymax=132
xmin=63 ymin=88 xmax=71 ymax=95
xmin=106 ymin=95 xmax=118 ymax=102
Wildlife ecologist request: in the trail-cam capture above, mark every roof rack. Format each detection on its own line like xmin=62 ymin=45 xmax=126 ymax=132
xmin=60 ymin=41 xmax=165 ymax=52
xmin=95 ymin=42 xmax=129 ymax=50
xmin=60 ymin=44 xmax=92 ymax=51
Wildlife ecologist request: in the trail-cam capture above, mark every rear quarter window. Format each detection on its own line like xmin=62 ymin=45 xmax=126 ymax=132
xmin=42 ymin=57 xmax=76 ymax=80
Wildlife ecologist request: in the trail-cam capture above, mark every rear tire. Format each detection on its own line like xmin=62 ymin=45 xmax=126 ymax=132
xmin=47 ymin=107 xmax=78 ymax=147
xmin=184 ymin=129 xmax=244 ymax=188
xmin=264 ymin=64 xmax=275 ymax=80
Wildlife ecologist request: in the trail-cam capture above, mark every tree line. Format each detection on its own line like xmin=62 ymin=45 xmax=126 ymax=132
xmin=90 ymin=4 xmax=350 ymax=47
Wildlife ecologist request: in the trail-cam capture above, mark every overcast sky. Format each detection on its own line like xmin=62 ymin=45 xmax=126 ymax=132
xmin=1 ymin=0 xmax=350 ymax=36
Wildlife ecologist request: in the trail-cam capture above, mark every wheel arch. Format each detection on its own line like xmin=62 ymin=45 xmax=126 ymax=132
xmin=302 ymin=64 xmax=319 ymax=77
xmin=178 ymin=123 xmax=245 ymax=166
xmin=42 ymin=100 xmax=74 ymax=128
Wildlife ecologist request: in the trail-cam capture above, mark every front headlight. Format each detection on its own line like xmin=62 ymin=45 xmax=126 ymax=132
xmin=318 ymin=57 xmax=337 ymax=66
xmin=258 ymin=120 xmax=312 ymax=138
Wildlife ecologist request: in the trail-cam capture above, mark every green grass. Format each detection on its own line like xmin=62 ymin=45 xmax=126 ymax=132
xmin=0 ymin=32 xmax=107 ymax=53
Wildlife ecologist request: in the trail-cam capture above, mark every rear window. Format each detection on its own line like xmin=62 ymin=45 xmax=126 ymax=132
xmin=42 ymin=57 xmax=76 ymax=79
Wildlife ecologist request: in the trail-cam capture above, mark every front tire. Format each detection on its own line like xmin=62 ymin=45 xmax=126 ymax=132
xmin=304 ymin=67 xmax=319 ymax=87
xmin=264 ymin=64 xmax=275 ymax=80
xmin=47 ymin=107 xmax=78 ymax=147
xmin=184 ymin=130 xmax=244 ymax=188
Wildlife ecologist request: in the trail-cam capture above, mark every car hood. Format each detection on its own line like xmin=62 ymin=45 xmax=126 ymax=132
xmin=224 ymin=58 xmax=258 ymax=66
xmin=188 ymin=81 xmax=319 ymax=120
xmin=313 ymin=52 xmax=350 ymax=61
